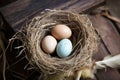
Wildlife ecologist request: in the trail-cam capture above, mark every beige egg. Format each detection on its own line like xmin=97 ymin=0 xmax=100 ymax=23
xmin=41 ymin=35 xmax=57 ymax=54
xmin=51 ymin=24 xmax=72 ymax=40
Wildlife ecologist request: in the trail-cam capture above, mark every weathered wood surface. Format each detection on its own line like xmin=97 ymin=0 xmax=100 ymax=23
xmin=93 ymin=43 xmax=120 ymax=80
xmin=0 ymin=0 xmax=120 ymax=80
xmin=90 ymin=15 xmax=120 ymax=55
xmin=91 ymin=15 xmax=120 ymax=80
xmin=106 ymin=0 xmax=120 ymax=30
xmin=0 ymin=0 xmax=104 ymax=31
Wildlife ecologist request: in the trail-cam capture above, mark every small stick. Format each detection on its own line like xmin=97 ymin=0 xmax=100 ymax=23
xmin=76 ymin=70 xmax=82 ymax=80
xmin=101 ymin=11 xmax=120 ymax=24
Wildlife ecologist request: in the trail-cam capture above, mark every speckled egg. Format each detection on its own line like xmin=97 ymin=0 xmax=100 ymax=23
xmin=41 ymin=35 xmax=57 ymax=54
xmin=51 ymin=24 xmax=72 ymax=40
xmin=56 ymin=39 xmax=72 ymax=58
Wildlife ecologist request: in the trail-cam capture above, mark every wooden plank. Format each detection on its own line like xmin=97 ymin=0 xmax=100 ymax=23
xmin=93 ymin=42 xmax=120 ymax=80
xmin=86 ymin=13 xmax=120 ymax=78
xmin=89 ymin=15 xmax=120 ymax=55
xmin=0 ymin=0 xmax=104 ymax=31
xmin=106 ymin=0 xmax=120 ymax=30
xmin=0 ymin=0 xmax=16 ymax=7
xmin=90 ymin=15 xmax=120 ymax=80
xmin=96 ymin=68 xmax=120 ymax=80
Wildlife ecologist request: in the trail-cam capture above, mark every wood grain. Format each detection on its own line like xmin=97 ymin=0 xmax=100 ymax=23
xmin=106 ymin=0 xmax=120 ymax=30
xmin=93 ymin=42 xmax=120 ymax=80
xmin=96 ymin=68 xmax=120 ymax=80
xmin=90 ymin=15 xmax=120 ymax=80
xmin=90 ymin=15 xmax=120 ymax=55
xmin=0 ymin=0 xmax=104 ymax=31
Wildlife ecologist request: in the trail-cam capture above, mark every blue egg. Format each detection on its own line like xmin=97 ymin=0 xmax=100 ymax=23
xmin=56 ymin=39 xmax=72 ymax=58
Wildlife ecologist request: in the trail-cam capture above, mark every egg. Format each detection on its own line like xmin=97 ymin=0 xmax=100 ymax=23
xmin=56 ymin=39 xmax=72 ymax=58
xmin=41 ymin=35 xmax=57 ymax=54
xmin=51 ymin=24 xmax=72 ymax=40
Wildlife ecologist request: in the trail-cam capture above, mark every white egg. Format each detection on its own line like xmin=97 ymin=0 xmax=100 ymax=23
xmin=41 ymin=35 xmax=57 ymax=54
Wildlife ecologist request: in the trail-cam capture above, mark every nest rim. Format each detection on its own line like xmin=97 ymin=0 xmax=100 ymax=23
xmin=13 ymin=10 xmax=99 ymax=74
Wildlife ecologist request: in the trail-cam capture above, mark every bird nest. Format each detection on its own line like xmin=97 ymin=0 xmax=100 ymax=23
xmin=12 ymin=10 xmax=99 ymax=79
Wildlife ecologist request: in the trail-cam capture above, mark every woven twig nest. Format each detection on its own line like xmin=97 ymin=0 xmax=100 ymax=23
xmin=13 ymin=10 xmax=99 ymax=80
